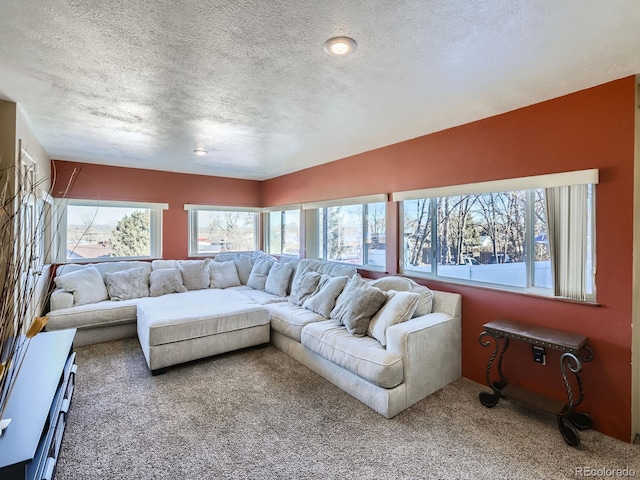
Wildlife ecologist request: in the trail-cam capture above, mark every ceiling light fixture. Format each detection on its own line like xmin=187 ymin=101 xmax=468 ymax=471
xmin=323 ymin=36 xmax=357 ymax=56
xmin=193 ymin=149 xmax=207 ymax=156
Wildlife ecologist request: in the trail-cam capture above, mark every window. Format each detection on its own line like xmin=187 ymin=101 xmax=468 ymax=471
xmin=312 ymin=200 xmax=386 ymax=268
xmin=186 ymin=206 xmax=259 ymax=256
xmin=56 ymin=200 xmax=166 ymax=261
xmin=396 ymin=170 xmax=597 ymax=300
xmin=266 ymin=209 xmax=301 ymax=256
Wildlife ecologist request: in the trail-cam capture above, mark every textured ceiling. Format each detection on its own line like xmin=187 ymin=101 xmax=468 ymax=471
xmin=1 ymin=1 xmax=640 ymax=180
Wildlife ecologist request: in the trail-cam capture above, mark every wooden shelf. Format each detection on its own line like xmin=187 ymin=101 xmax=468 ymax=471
xmin=501 ymin=385 xmax=564 ymax=414
xmin=484 ymin=319 xmax=588 ymax=353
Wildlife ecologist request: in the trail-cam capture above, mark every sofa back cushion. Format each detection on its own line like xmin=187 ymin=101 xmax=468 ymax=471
xmin=152 ymin=259 xmax=178 ymax=270
xmin=178 ymin=259 xmax=211 ymax=291
xmin=291 ymin=259 xmax=357 ymax=288
xmin=369 ymin=277 xmax=433 ymax=317
xmin=55 ymin=266 xmax=109 ymax=306
xmin=302 ymin=275 xmax=349 ymax=318
xmin=209 ymin=260 xmax=241 ymax=288
xmin=331 ymin=275 xmax=387 ymax=337
xmin=104 ymin=267 xmax=150 ymax=301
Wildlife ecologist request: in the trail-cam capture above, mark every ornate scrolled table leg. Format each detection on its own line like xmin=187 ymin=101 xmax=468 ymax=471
xmin=557 ymin=351 xmax=591 ymax=446
xmin=478 ymin=330 xmax=509 ymax=408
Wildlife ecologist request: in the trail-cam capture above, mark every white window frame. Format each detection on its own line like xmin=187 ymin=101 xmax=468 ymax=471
xmin=395 ymin=170 xmax=598 ymax=301
xmin=185 ymin=204 xmax=260 ymax=257
xmin=54 ymin=199 xmax=167 ymax=262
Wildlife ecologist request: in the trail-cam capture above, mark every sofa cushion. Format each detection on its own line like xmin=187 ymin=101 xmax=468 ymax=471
xmin=370 ymin=277 xmax=433 ymax=317
xmin=331 ymin=275 xmax=387 ymax=337
xmin=104 ymin=267 xmax=150 ymax=301
xmin=227 ymin=286 xmax=287 ymax=305
xmin=247 ymin=256 xmax=276 ymax=290
xmin=265 ymin=262 xmax=294 ymax=297
xmin=151 ymin=259 xmax=179 ymax=270
xmin=178 ymin=259 xmax=211 ymax=291
xmin=301 ymin=320 xmax=404 ymax=389
xmin=149 ymin=268 xmax=188 ymax=297
xmin=46 ymin=298 xmax=139 ymax=330
xmin=55 ymin=266 xmax=109 ymax=306
xmin=367 ymin=290 xmax=420 ymax=346
xmin=289 ymin=270 xmax=322 ymax=306
xmin=209 ymin=260 xmax=241 ymax=288
xmin=234 ymin=254 xmax=258 ymax=284
xmin=302 ymin=275 xmax=348 ymax=318
xmin=137 ymin=289 xmax=270 ymax=346
xmin=291 ymin=258 xmax=357 ymax=287
xmin=266 ymin=302 xmax=326 ymax=342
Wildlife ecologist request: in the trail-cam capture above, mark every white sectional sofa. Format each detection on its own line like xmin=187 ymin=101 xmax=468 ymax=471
xmin=46 ymin=253 xmax=462 ymax=417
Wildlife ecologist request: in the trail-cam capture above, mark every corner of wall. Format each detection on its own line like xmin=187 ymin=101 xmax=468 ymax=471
xmin=631 ymin=74 xmax=640 ymax=442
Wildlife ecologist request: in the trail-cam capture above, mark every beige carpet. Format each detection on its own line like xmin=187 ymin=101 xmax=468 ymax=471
xmin=56 ymin=338 xmax=640 ymax=480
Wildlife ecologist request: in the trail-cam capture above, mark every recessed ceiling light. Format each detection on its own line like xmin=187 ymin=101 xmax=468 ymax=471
xmin=193 ymin=149 xmax=207 ymax=156
xmin=323 ymin=36 xmax=357 ymax=56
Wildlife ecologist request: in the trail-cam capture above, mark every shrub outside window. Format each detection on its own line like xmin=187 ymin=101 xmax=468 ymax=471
xmin=57 ymin=200 xmax=165 ymax=261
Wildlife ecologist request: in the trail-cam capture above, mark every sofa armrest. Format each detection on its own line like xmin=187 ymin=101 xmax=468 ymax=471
xmin=49 ymin=289 xmax=74 ymax=311
xmin=386 ymin=312 xmax=461 ymax=406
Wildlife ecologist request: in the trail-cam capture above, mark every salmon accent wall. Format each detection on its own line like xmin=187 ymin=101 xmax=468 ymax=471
xmin=51 ymin=77 xmax=635 ymax=442
xmin=263 ymin=77 xmax=636 ymax=442
xmin=51 ymin=161 xmax=262 ymax=260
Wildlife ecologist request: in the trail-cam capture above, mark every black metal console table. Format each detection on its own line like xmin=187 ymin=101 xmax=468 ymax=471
xmin=478 ymin=319 xmax=593 ymax=446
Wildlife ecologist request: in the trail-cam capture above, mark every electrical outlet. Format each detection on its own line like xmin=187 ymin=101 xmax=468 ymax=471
xmin=533 ymin=346 xmax=546 ymax=365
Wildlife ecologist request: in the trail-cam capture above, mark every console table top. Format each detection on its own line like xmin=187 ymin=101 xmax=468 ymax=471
xmin=483 ymin=319 xmax=588 ymax=353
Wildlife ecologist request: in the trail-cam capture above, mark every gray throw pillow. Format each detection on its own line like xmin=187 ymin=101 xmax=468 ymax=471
xmin=369 ymin=276 xmax=433 ymax=317
xmin=289 ymin=270 xmax=322 ymax=306
xmin=367 ymin=290 xmax=420 ymax=346
xmin=233 ymin=254 xmax=256 ymax=284
xmin=104 ymin=267 xmax=150 ymax=301
xmin=247 ymin=256 xmax=276 ymax=290
xmin=209 ymin=260 xmax=241 ymax=288
xmin=178 ymin=259 xmax=211 ymax=291
xmin=55 ymin=266 xmax=109 ymax=306
xmin=265 ymin=262 xmax=294 ymax=297
xmin=331 ymin=275 xmax=387 ymax=337
xmin=302 ymin=275 xmax=348 ymax=318
xmin=149 ymin=268 xmax=188 ymax=297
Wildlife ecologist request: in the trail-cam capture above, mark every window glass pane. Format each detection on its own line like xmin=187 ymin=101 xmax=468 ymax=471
xmin=533 ymin=189 xmax=552 ymax=289
xmin=365 ymin=202 xmax=386 ymax=267
xmin=268 ymin=212 xmax=282 ymax=254
xmin=326 ymin=205 xmax=363 ymax=263
xmin=194 ymin=210 xmax=257 ymax=254
xmin=402 ymin=199 xmax=433 ymax=274
xmin=282 ymin=210 xmax=300 ymax=256
xmin=66 ymin=205 xmax=150 ymax=259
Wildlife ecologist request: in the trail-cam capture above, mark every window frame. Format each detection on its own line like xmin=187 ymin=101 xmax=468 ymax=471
xmin=263 ymin=208 xmax=301 ymax=257
xmin=185 ymin=204 xmax=260 ymax=257
xmin=398 ymin=185 xmax=596 ymax=301
xmin=54 ymin=199 xmax=166 ymax=263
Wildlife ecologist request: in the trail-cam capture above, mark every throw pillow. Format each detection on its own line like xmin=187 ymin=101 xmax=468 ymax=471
xmin=265 ymin=262 xmax=294 ymax=297
xmin=289 ymin=270 xmax=322 ymax=306
xmin=247 ymin=256 xmax=276 ymax=290
xmin=149 ymin=268 xmax=187 ymax=297
xmin=233 ymin=253 xmax=256 ymax=284
xmin=55 ymin=266 xmax=109 ymax=306
xmin=302 ymin=275 xmax=348 ymax=318
xmin=104 ymin=267 xmax=150 ymax=301
xmin=367 ymin=290 xmax=420 ymax=346
xmin=209 ymin=260 xmax=241 ymax=288
xmin=369 ymin=277 xmax=433 ymax=317
xmin=331 ymin=275 xmax=387 ymax=337
xmin=178 ymin=259 xmax=211 ymax=291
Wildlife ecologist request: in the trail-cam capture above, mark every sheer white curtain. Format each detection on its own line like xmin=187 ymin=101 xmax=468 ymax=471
xmin=545 ymin=184 xmax=589 ymax=300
